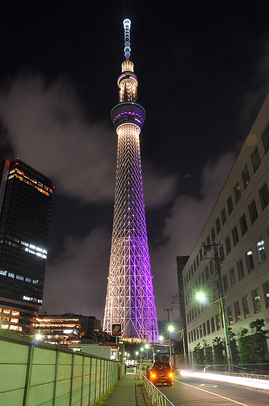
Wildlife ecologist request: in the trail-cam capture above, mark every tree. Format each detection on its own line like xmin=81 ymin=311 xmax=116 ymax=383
xmin=239 ymin=319 xmax=267 ymax=365
xmin=228 ymin=328 xmax=240 ymax=364
xmin=249 ymin=319 xmax=267 ymax=363
xmin=193 ymin=342 xmax=204 ymax=365
xmin=203 ymin=339 xmax=213 ymax=364
xmin=212 ymin=336 xmax=225 ymax=364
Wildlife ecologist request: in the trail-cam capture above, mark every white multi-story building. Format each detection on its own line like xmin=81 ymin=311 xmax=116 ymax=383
xmin=181 ymin=92 xmax=269 ymax=363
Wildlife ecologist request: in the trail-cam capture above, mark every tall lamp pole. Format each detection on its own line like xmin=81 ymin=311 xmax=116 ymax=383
xmin=203 ymin=243 xmax=232 ymax=372
xmin=168 ymin=325 xmax=174 ymax=368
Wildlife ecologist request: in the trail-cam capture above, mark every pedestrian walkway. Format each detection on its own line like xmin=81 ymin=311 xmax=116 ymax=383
xmin=100 ymin=373 xmax=151 ymax=406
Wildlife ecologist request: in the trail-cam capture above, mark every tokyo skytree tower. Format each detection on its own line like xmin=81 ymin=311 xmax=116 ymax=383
xmin=103 ymin=19 xmax=159 ymax=342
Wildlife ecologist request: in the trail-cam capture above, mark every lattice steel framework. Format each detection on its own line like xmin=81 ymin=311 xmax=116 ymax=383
xmin=103 ymin=19 xmax=158 ymax=342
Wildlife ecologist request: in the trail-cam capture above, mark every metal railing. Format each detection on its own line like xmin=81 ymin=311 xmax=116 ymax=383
xmin=142 ymin=375 xmax=175 ymax=406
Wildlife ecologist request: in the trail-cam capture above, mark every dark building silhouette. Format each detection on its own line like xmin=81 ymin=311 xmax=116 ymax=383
xmin=0 ymin=158 xmax=53 ymax=334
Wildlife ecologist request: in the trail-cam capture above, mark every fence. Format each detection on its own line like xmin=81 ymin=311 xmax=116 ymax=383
xmin=0 ymin=329 xmax=125 ymax=406
xmin=142 ymin=375 xmax=175 ymax=406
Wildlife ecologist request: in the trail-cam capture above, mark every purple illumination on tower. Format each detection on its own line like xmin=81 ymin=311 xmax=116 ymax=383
xmin=103 ymin=19 xmax=158 ymax=342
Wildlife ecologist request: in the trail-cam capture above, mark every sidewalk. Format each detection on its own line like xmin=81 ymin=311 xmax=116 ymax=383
xmin=100 ymin=373 xmax=151 ymax=406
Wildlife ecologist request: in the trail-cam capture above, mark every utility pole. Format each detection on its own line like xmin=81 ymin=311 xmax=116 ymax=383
xmin=164 ymin=308 xmax=172 ymax=322
xmin=203 ymin=242 xmax=232 ymax=373
xmin=172 ymin=294 xmax=187 ymax=365
xmin=164 ymin=308 xmax=173 ymax=367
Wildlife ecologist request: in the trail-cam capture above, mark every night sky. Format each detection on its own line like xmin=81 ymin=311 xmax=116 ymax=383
xmin=0 ymin=1 xmax=269 ymax=326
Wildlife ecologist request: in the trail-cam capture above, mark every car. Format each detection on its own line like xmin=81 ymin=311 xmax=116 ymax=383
xmin=149 ymin=361 xmax=173 ymax=386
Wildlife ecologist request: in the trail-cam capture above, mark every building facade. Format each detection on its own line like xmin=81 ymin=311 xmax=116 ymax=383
xmin=103 ymin=19 xmax=158 ymax=342
xmin=0 ymin=158 xmax=53 ymax=334
xmin=34 ymin=313 xmax=101 ymax=344
xmin=181 ymin=92 xmax=269 ymax=363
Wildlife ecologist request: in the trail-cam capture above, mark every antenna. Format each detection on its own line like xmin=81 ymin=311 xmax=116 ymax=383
xmin=123 ymin=19 xmax=131 ymax=60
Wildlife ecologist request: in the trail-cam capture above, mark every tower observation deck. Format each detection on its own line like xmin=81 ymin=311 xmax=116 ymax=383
xmin=103 ymin=19 xmax=159 ymax=342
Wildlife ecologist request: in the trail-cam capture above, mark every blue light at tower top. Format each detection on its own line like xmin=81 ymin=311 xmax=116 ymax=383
xmin=123 ymin=19 xmax=131 ymax=60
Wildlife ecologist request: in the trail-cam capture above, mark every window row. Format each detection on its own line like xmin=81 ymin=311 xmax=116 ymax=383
xmin=227 ymin=282 xmax=269 ymax=324
xmin=223 ymin=236 xmax=267 ymax=291
xmin=185 ymin=181 xmax=269 ymax=288
xmin=188 ymin=313 xmax=222 ymax=343
xmin=188 ymin=281 xmax=269 ymax=344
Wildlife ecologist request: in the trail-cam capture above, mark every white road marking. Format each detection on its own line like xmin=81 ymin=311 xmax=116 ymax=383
xmin=174 ymin=379 xmax=251 ymax=406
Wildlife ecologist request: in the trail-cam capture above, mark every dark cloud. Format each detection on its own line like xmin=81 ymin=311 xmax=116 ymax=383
xmin=0 ymin=72 xmax=177 ymax=208
xmin=150 ymin=152 xmax=236 ymax=320
xmin=42 ymin=228 xmax=111 ymax=320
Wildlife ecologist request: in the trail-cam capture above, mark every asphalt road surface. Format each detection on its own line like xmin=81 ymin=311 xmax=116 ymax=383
xmin=159 ymin=374 xmax=269 ymax=405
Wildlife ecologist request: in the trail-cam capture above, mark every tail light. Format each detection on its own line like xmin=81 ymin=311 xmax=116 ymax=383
xmin=151 ymin=373 xmax=156 ymax=379
xmin=169 ymin=373 xmax=173 ymax=378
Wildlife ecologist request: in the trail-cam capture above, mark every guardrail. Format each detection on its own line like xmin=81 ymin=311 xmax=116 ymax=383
xmin=142 ymin=375 xmax=175 ymax=406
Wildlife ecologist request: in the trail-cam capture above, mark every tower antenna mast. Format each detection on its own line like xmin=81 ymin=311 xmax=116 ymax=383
xmin=123 ymin=19 xmax=131 ymax=60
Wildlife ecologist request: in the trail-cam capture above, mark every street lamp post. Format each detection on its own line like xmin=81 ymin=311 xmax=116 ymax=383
xmin=168 ymin=325 xmax=174 ymax=368
xmin=202 ymin=242 xmax=233 ymax=373
xmin=145 ymin=343 xmax=149 ymax=366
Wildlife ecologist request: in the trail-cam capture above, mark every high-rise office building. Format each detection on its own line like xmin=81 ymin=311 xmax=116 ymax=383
xmin=0 ymin=158 xmax=53 ymax=334
xmin=103 ymin=19 xmax=158 ymax=342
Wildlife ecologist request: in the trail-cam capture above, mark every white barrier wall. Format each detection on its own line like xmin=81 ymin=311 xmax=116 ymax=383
xmin=0 ymin=329 xmax=124 ymax=406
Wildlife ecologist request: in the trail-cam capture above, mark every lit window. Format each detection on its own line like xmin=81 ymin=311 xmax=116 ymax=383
xmin=0 ymin=270 xmax=7 ymax=276
xmin=10 ymin=318 xmax=19 ymax=323
xmin=1 ymin=324 xmax=9 ymax=329
xmin=33 ymin=280 xmax=38 ymax=284
xmin=25 ymin=278 xmax=31 ymax=283
xmin=245 ymin=250 xmax=254 ymax=272
xmin=3 ymin=309 xmax=10 ymax=314
xmin=10 ymin=325 xmax=19 ymax=331
xmin=252 ymin=288 xmax=262 ymax=313
xmin=16 ymin=275 xmax=24 ymax=281
xmin=256 ymin=237 xmax=266 ymax=263
xmin=8 ymin=273 xmax=14 ymax=278
xmin=11 ymin=311 xmax=19 ymax=316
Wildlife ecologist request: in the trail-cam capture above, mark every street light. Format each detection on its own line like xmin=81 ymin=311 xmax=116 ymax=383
xmin=145 ymin=343 xmax=150 ymax=366
xmin=168 ymin=325 xmax=174 ymax=368
xmin=196 ymin=290 xmax=232 ymax=372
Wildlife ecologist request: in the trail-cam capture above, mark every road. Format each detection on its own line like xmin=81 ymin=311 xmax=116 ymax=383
xmin=159 ymin=374 xmax=269 ymax=405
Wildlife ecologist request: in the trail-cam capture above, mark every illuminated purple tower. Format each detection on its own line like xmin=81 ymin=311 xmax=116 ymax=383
xmin=103 ymin=19 xmax=158 ymax=342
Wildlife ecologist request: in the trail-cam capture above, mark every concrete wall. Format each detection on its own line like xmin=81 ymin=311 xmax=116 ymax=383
xmin=0 ymin=329 xmax=125 ymax=406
